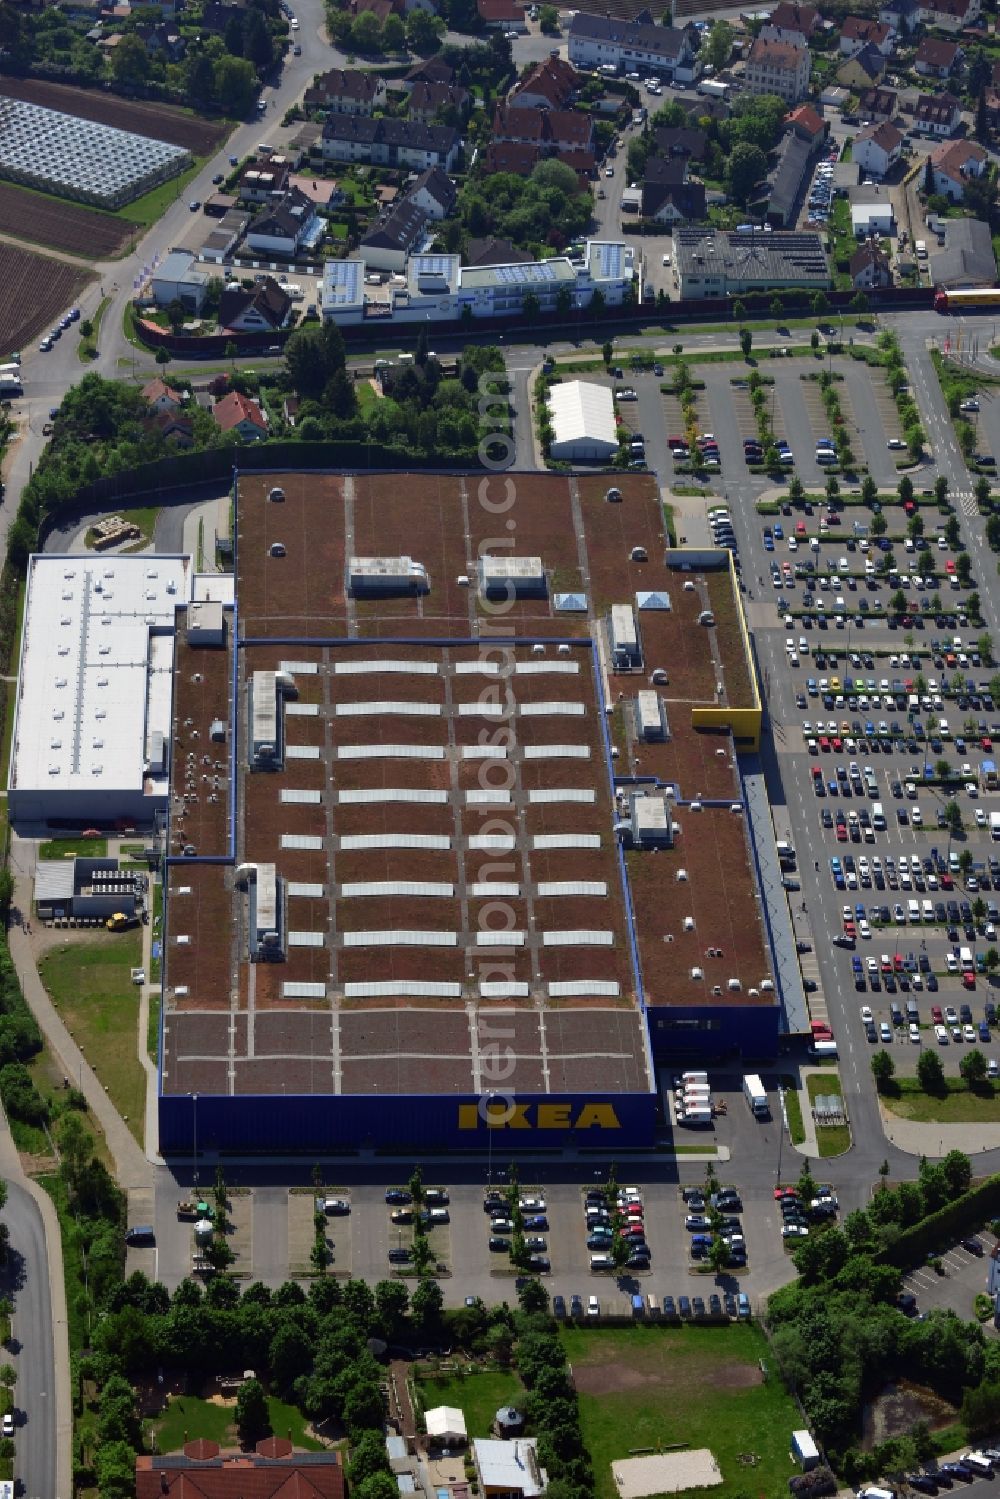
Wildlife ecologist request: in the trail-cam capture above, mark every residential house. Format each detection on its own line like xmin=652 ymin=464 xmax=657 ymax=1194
xmin=234 ymin=157 xmax=292 ymax=204
xmin=914 ymin=92 xmax=962 ymax=135
xmin=919 ymin=0 xmax=980 ymax=32
xmin=288 ymin=173 xmax=344 ymax=210
xmin=150 ymin=249 xmax=210 ymax=313
xmin=759 ymin=1 xmax=819 ymax=44
xmin=213 ymin=389 xmax=268 ymax=441
xmin=401 ymin=57 xmax=455 ymax=90
xmin=879 ymin=0 xmax=919 ymax=31
xmin=784 ymin=103 xmax=826 ymax=143
xmin=567 ymin=13 xmax=697 ymax=81
xmin=304 ymin=67 xmax=386 ymax=114
xmin=483 ymin=141 xmax=542 ymax=175
xmin=351 ymin=0 xmax=398 ymax=22
xmin=858 ymin=85 xmax=898 ymax=119
xmin=218 ymin=276 xmax=291 ymax=333
xmin=930 ymin=216 xmax=996 ymax=287
xmin=849 ymin=239 xmax=893 ymax=288
xmin=493 ymin=105 xmax=594 ymax=156
xmin=745 ymin=36 xmax=811 ymax=103
xmin=652 ymin=125 xmax=708 ymax=160
xmin=465 ymin=236 xmax=532 ymax=266
xmin=914 ymin=36 xmax=961 ymax=75
xmin=135 ymin=22 xmax=186 ymax=59
xmin=641 ymin=156 xmax=707 ymax=224
xmin=142 ymin=377 xmax=184 ymax=414
xmin=837 ymin=43 xmax=886 ymax=90
xmin=244 ymin=188 xmax=321 ymax=257
xmin=321 ymin=116 xmax=460 ymax=171
xmin=146 ymin=410 xmax=195 ymax=447
xmin=849 ymin=181 xmax=895 ymax=235
xmin=408 ymin=81 xmax=469 ymax=123
xmin=406 ymin=166 xmax=456 ymax=219
xmin=477 ymin=0 xmax=528 ymax=30
xmin=359 ymin=198 xmax=429 ymax=271
xmin=509 ymin=56 xmax=580 ymax=110
xmin=754 ymin=129 xmax=817 ymax=227
xmin=928 ymin=138 xmax=987 ymax=199
xmin=473 ymin=1440 xmax=547 ymax=1499
xmin=839 ymin=16 xmax=892 ymax=54
xmin=199 ymin=1 xmax=250 ymax=33
xmin=135 ymin=1447 xmax=345 ymax=1499
xmin=986 ymin=59 xmax=1000 ymax=127
xmin=852 ymin=119 xmax=903 ymax=177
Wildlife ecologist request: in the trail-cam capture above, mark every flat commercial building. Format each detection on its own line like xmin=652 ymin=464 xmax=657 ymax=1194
xmin=8 ymin=554 xmax=193 ymax=829
xmin=155 ymin=470 xmax=775 ymax=1159
xmin=674 ymin=227 xmax=831 ymax=298
xmin=0 ymin=93 xmax=189 ymax=208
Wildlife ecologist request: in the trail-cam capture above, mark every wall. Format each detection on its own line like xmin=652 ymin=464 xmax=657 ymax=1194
xmin=646 ymin=999 xmax=780 ymax=1059
xmin=159 ymin=1088 xmax=658 ymax=1154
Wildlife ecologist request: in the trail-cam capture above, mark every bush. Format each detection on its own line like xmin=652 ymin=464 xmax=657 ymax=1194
xmin=880 ymin=1174 xmax=1000 ymax=1268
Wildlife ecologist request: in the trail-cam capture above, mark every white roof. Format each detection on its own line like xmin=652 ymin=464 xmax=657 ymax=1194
xmin=425 ymin=1407 xmax=467 ymax=1441
xmin=10 ymin=554 xmax=190 ymax=803
xmin=547 ymin=380 xmax=617 ymax=455
xmin=474 ymin=1440 xmax=546 ymax=1499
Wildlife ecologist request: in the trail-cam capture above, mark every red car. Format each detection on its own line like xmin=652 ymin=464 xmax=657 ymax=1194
xmin=820 ymin=736 xmax=831 ymax=752
xmin=832 ymin=737 xmax=843 ymax=752
xmin=836 ymin=825 xmax=848 ymax=841
xmin=941 ymin=873 xmax=954 ymax=889
xmin=931 ymin=1005 xmax=943 ymax=1023
xmin=983 ymin=737 xmax=993 ymax=751
xmin=843 ymin=921 xmax=856 ymax=937
xmin=894 ymin=954 xmax=905 ymax=972
xmin=963 ymin=972 xmax=976 ymax=989
xmin=774 ymin=1187 xmax=798 ymax=1200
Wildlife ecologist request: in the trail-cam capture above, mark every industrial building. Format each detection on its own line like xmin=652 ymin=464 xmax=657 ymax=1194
xmin=674 ymin=227 xmax=831 ymax=298
xmin=0 ymin=94 xmax=189 ymax=209
xmin=145 ymin=470 xmax=783 ymax=1160
xmin=546 ymin=381 xmax=618 ymax=463
xmin=34 ymin=856 xmax=148 ymax=923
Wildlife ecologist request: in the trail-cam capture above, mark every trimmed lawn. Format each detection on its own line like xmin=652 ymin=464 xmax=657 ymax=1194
xmin=781 ymin=1075 xmax=805 ymax=1145
xmin=39 ymin=836 xmax=107 ymax=859
xmin=39 ymin=933 xmax=145 ymax=1145
xmin=806 ymin=1072 xmax=850 ymax=1157
xmin=115 ymin=157 xmax=205 ymax=228
xmin=414 ymin=1368 xmax=524 ymax=1438
xmin=561 ymin=1324 xmax=801 ymax=1499
xmin=150 ymin=1393 xmax=326 ymax=1455
xmin=882 ymin=1076 xmax=1000 ymax=1122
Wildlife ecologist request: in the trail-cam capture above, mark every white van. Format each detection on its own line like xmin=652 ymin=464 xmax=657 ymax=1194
xmin=960 ymin=946 xmax=974 ymax=972
xmin=908 ymin=899 xmax=920 ymax=922
xmin=922 ymin=900 xmax=934 ymax=922
xmin=915 ymin=240 xmax=927 ymax=259
xmin=678 ymin=1071 xmax=708 ymax=1085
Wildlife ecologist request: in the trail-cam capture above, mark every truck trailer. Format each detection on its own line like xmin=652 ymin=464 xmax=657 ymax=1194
xmin=743 ymin=1073 xmax=768 ymax=1117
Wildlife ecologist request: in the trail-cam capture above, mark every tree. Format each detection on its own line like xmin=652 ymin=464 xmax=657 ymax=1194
xmin=740 ymin=327 xmax=752 ymax=358
xmin=861 ymin=475 xmax=878 ymax=506
xmin=733 ymin=299 xmax=746 ymax=322
xmin=960 ymin=848 xmax=974 ymax=879
xmin=871 ymin=1049 xmax=896 ymax=1092
xmin=522 ymin=290 xmax=540 ymax=322
xmin=871 ymin=510 xmax=887 ymax=536
xmin=382 ymin=11 xmax=405 ymax=48
xmin=705 ymin=18 xmax=733 ymax=69
xmin=917 ymin=1047 xmax=946 ymax=1093
xmin=243 ymin=6 xmax=274 ymax=68
xmin=771 ymin=296 xmax=784 ymax=318
xmin=986 ymin=947 xmax=1000 ymax=976
xmin=406 ymin=7 xmax=443 ymax=49
xmin=945 ymin=515 xmax=961 ymax=548
xmin=214 ymin=55 xmax=258 ymax=115
xmin=946 ymin=800 xmax=963 ymax=833
xmin=538 ymin=4 xmax=559 ymax=30
xmin=924 ymin=152 xmax=935 ymax=196
xmin=154 ymin=346 xmax=171 ymax=366
xmin=111 ymin=32 xmax=151 ymax=86
xmin=411 ymin=1277 xmax=443 ymax=1328
xmin=812 ymin=291 xmax=829 ymax=317
xmin=350 ymin=1430 xmax=393 ymax=1489
xmin=708 ymin=1235 xmax=731 ymax=1273
xmin=851 ymin=291 xmax=869 ymax=316
xmin=373 ymin=1279 xmax=409 ymax=1337
xmin=518 ymin=1278 xmax=550 ymax=1314
xmin=235 ymin=1377 xmax=270 ymax=1448
xmin=726 ymin=141 xmax=767 ymax=205
xmin=350 ymin=9 xmax=383 ymax=49
xmin=961 ymin=1049 xmax=989 ymax=1087
xmin=957 ymin=551 xmax=973 ymax=584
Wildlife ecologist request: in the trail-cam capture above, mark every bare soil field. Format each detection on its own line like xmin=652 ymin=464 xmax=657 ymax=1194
xmin=0 ymin=182 xmax=137 ymax=258
xmin=0 ymin=242 xmax=94 ymax=353
xmin=0 ymin=77 xmax=227 ymax=154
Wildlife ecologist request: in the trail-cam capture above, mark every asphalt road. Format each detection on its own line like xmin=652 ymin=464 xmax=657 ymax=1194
xmin=1 ymin=1179 xmax=57 ymax=1499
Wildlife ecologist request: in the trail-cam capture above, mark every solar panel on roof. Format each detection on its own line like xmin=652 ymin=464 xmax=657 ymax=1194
xmin=519 ymin=701 xmax=586 ymax=716
xmin=548 ymin=980 xmax=620 ymax=996
xmin=288 ymin=931 xmax=325 ymax=946
xmin=339 ymin=833 xmax=450 ymax=850
xmin=522 ymin=745 xmax=590 ymax=759
xmin=470 ymin=882 xmax=520 ymax=897
xmin=281 ymin=834 xmax=323 ymax=849
xmin=343 ymin=980 xmax=463 ymax=998
xmin=342 ymin=930 xmax=458 ymax=947
xmin=338 ymin=788 xmax=449 ymax=805
xmin=286 ymin=745 xmax=321 ymax=760
xmin=543 ymin=929 xmax=614 ymax=946
xmin=480 ymin=982 xmax=530 ymax=998
xmin=334 ymin=659 xmax=439 ymax=675
xmin=288 ymin=882 xmax=325 ymax=897
xmin=528 ymin=789 xmax=595 ymax=804
xmin=335 ymin=700 xmax=442 ymax=717
xmin=280 ymin=789 xmax=322 ymax=804
xmin=537 ymin=881 xmax=608 ymax=896
xmin=533 ymin=833 xmax=601 ymax=849
xmin=283 ymin=982 xmax=327 ymax=998
xmin=475 ymin=930 xmax=525 ymax=946
xmin=286 ymin=703 xmax=320 ymax=716
xmin=339 ymin=881 xmax=454 ymax=897
xmin=468 ymin=835 xmax=516 ymax=850
xmin=338 ymin=744 xmax=445 ymax=760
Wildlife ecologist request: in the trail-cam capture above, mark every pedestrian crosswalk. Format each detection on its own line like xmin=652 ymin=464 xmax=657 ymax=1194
xmin=957 ymin=489 xmax=976 ymax=518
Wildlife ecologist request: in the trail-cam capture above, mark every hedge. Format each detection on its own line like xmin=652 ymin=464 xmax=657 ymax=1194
xmin=878 ymin=1174 xmax=1000 ymax=1269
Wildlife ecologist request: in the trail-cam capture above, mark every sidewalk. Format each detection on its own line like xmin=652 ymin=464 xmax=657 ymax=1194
xmin=7 ymin=872 xmax=151 ymax=1191
xmin=0 ymin=1104 xmax=72 ymax=1499
xmin=877 ymin=1098 xmax=1000 ymax=1158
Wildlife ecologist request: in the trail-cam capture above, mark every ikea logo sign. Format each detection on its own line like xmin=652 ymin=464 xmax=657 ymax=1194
xmin=458 ymin=1102 xmax=622 ymax=1131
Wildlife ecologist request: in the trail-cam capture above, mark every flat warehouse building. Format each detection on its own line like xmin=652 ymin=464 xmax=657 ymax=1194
xmin=155 ymin=472 xmax=777 ymax=1157
xmin=674 ymin=227 xmax=831 ymax=298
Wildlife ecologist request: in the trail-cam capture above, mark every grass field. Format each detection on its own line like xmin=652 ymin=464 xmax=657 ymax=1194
xmin=114 ymin=157 xmax=205 ymax=227
xmin=414 ymin=1368 xmax=524 ymax=1437
xmin=882 ymin=1076 xmax=999 ymax=1122
xmin=39 ymin=933 xmax=145 ymax=1144
xmin=781 ymin=1076 xmax=805 ymax=1145
xmin=562 ymin=1324 xmax=800 ymax=1499
xmin=149 ymin=1392 xmax=326 ymax=1454
xmin=78 ymin=295 xmax=110 ymax=362
xmin=806 ymin=1072 xmax=851 ymax=1156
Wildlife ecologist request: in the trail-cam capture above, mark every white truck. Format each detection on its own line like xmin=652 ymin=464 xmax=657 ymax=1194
xmin=698 ymin=78 xmax=729 ymax=97
xmin=743 ymin=1073 xmax=768 ymax=1118
xmin=991 ymin=810 xmax=1000 ymax=841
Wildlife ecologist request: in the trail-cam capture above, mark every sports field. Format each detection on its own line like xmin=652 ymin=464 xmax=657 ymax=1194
xmin=562 ymin=1323 xmax=801 ymax=1499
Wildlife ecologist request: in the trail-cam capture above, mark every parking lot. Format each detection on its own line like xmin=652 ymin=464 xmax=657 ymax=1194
xmin=899 ymin=1233 xmax=995 ymax=1328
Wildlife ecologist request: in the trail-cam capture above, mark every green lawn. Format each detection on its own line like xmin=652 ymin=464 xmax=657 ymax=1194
xmin=882 ymin=1076 xmax=1000 ymax=1122
xmin=149 ymin=1393 xmax=325 ymax=1455
xmin=781 ymin=1076 xmax=805 ymax=1145
xmin=561 ymin=1324 xmax=801 ymax=1499
xmin=115 ymin=157 xmax=206 ymax=228
xmin=39 ymin=933 xmax=145 ymax=1145
xmin=414 ymin=1368 xmax=524 ymax=1438
xmin=78 ymin=295 xmax=111 ymax=363
xmin=39 ymin=837 xmax=107 ymax=859
xmin=806 ymin=1072 xmax=850 ymax=1156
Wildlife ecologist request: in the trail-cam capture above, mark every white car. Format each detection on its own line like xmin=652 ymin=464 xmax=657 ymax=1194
xmin=860 ymin=1005 xmax=874 ymax=1023
xmin=662 ymin=253 xmax=671 ymax=266
xmin=782 ymin=1223 xmax=809 ymax=1239
xmin=909 ymin=1023 xmax=921 ymax=1043
xmin=1 ymin=1414 xmax=12 ymax=1439
xmin=976 ymin=809 xmax=988 ymax=828
xmin=519 ymin=1196 xmax=546 ymax=1211
xmin=587 ymin=1295 xmax=600 ymax=1317
xmin=888 ymin=438 xmax=906 ymax=450
xmin=935 ymin=1024 xmax=949 ymax=1044
xmin=964 ymin=1024 xmax=977 ymax=1043
xmin=605 ymin=165 xmax=614 ymax=177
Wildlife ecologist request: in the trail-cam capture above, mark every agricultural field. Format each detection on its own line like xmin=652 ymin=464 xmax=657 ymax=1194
xmin=0 ymin=181 xmax=137 ymax=258
xmin=0 ymin=243 xmax=94 ymax=355
xmin=0 ymin=77 xmax=228 ymax=155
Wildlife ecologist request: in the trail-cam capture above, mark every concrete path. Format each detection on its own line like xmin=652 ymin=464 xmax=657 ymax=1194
xmin=878 ymin=1100 xmax=1000 ymax=1158
xmin=0 ymin=1101 xmax=71 ymax=1499
xmin=7 ymin=869 xmax=151 ymax=1192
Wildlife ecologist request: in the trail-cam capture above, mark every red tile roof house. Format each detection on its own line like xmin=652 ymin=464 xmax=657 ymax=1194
xmin=213 ymin=390 xmax=269 ymax=441
xmin=914 ymin=36 xmax=961 ymax=75
xmin=784 ymin=103 xmax=826 ymax=142
xmin=928 ymin=138 xmax=987 ymax=199
xmin=508 ymin=55 xmax=580 ymax=110
xmin=839 ymin=15 xmax=893 ymax=53
xmin=142 ymin=377 xmax=184 ymax=414
xmin=477 ymin=0 xmax=527 ymax=28
xmin=135 ymin=1443 xmax=345 ymax=1499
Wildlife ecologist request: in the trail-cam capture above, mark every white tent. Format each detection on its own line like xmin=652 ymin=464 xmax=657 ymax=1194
xmin=425 ymin=1406 xmax=467 ymax=1446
